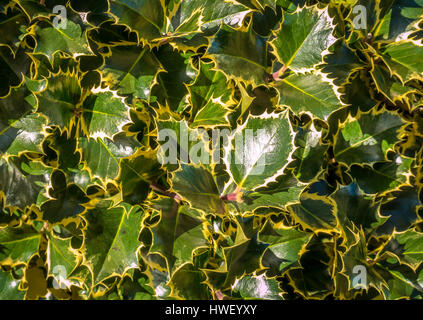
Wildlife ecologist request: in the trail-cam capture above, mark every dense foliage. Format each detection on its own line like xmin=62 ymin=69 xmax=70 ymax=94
xmin=1 ymin=0 xmax=423 ymax=300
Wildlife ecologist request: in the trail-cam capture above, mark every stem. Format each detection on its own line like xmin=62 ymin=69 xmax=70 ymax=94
xmin=150 ymin=183 xmax=181 ymax=202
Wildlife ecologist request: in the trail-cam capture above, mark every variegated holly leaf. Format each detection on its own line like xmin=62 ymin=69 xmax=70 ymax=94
xmin=382 ymin=41 xmax=423 ymax=84
xmin=188 ymin=61 xmax=233 ymax=127
xmin=291 ymin=122 xmax=327 ymax=182
xmin=168 ymin=263 xmax=210 ymax=300
xmin=32 ymin=19 xmax=93 ymax=59
xmin=271 ymin=6 xmax=337 ymax=72
xmin=377 ymin=186 xmax=421 ymax=235
xmin=151 ymin=45 xmax=197 ymax=111
xmin=41 ymin=170 xmax=90 ymax=224
xmin=334 ymin=111 xmax=406 ymax=166
xmin=168 ymin=0 xmax=250 ymax=37
xmin=101 ymin=44 xmax=163 ymax=102
xmin=0 ymin=157 xmax=50 ymax=209
xmin=108 ymin=0 xmax=166 ymax=43
xmin=233 ymin=274 xmax=283 ymax=300
xmin=148 ymin=198 xmax=209 ymax=274
xmin=259 ymin=222 xmax=312 ymax=276
xmin=383 ymin=229 xmax=423 ymax=270
xmin=287 ymin=193 xmax=338 ymax=232
xmin=0 ymin=269 xmax=25 ymax=300
xmin=0 ymin=113 xmax=47 ymax=157
xmin=118 ymin=150 xmax=164 ymax=205
xmin=224 ymin=111 xmax=294 ymax=191
xmin=83 ymin=203 xmax=143 ymax=285
xmin=47 ymin=232 xmax=79 ymax=280
xmin=207 ymin=23 xmax=269 ymax=85
xmin=275 ymin=72 xmax=341 ymax=119
xmin=349 ymin=155 xmax=412 ymax=194
xmin=78 ymin=134 xmax=139 ymax=182
xmin=171 ymin=163 xmax=226 ymax=214
xmin=0 ymin=223 xmax=41 ymax=265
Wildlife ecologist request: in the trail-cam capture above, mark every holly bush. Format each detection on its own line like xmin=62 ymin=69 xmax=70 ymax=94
xmin=1 ymin=0 xmax=423 ymax=300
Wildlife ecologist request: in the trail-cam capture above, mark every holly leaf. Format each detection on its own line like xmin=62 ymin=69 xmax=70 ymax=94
xmin=101 ymin=44 xmax=163 ymax=101
xmin=233 ymin=274 xmax=282 ymax=300
xmin=169 ymin=263 xmax=210 ymax=300
xmin=377 ymin=186 xmax=421 ymax=235
xmin=0 ymin=157 xmax=49 ymax=209
xmin=83 ymin=203 xmax=143 ymax=285
xmin=349 ymin=156 xmax=412 ymax=194
xmin=207 ymin=23 xmax=269 ymax=85
xmin=188 ymin=61 xmax=233 ymax=127
xmin=259 ymin=222 xmax=312 ymax=276
xmin=32 ymin=19 xmax=93 ymax=60
xmin=0 ymin=113 xmax=47 ymax=157
xmin=149 ymin=198 xmax=209 ymax=274
xmin=171 ymin=163 xmax=226 ymax=214
xmin=334 ymin=111 xmax=406 ymax=166
xmin=0 ymin=223 xmax=41 ymax=265
xmin=287 ymin=194 xmax=338 ymax=232
xmin=225 ymin=111 xmax=294 ymax=191
xmin=108 ymin=0 xmax=166 ymax=43
xmin=168 ymin=0 xmax=250 ymax=38
xmin=41 ymin=170 xmax=89 ymax=224
xmin=47 ymin=233 xmax=79 ymax=280
xmin=81 ymin=90 xmax=131 ymax=140
xmin=118 ymin=150 xmax=164 ymax=205
xmin=78 ymin=134 xmax=139 ymax=182
xmin=275 ymin=72 xmax=341 ymax=119
xmin=291 ymin=122 xmax=328 ymax=182
xmin=270 ymin=6 xmax=337 ymax=72
xmin=384 ymin=229 xmax=423 ymax=270
xmin=382 ymin=41 xmax=423 ymax=84
xmin=0 ymin=270 xmax=25 ymax=300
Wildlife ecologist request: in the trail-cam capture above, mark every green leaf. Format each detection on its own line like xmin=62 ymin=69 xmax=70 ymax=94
xmin=0 ymin=224 xmax=41 ymax=264
xmin=291 ymin=122 xmax=327 ymax=182
xmin=287 ymin=194 xmax=338 ymax=232
xmin=334 ymin=111 xmax=405 ymax=166
xmin=259 ymin=222 xmax=312 ymax=275
xmin=81 ymin=90 xmax=131 ymax=140
xmin=225 ymin=111 xmax=293 ymax=190
xmin=275 ymin=72 xmax=341 ymax=119
xmin=382 ymin=41 xmax=423 ymax=84
xmin=204 ymin=237 xmax=268 ymax=289
xmin=0 ymin=157 xmax=49 ymax=209
xmin=168 ymin=0 xmax=250 ymax=37
xmin=149 ymin=198 xmax=209 ymax=274
xmin=47 ymin=233 xmax=78 ymax=279
xmin=169 ymin=263 xmax=210 ymax=300
xmin=0 ymin=270 xmax=25 ymax=300
xmin=118 ymin=150 xmax=164 ymax=205
xmin=108 ymin=0 xmax=166 ymax=42
xmin=101 ymin=44 xmax=163 ymax=101
xmin=171 ymin=164 xmax=226 ymax=214
xmin=385 ymin=230 xmax=423 ymax=270
xmin=207 ymin=23 xmax=269 ymax=85
xmin=0 ymin=113 xmax=47 ymax=157
xmin=78 ymin=134 xmax=139 ymax=182
xmin=233 ymin=274 xmax=283 ymax=300
xmin=33 ymin=19 xmax=93 ymax=59
xmin=188 ymin=61 xmax=233 ymax=127
xmin=41 ymin=170 xmax=89 ymax=224
xmin=377 ymin=186 xmax=421 ymax=234
xmin=35 ymin=72 xmax=82 ymax=129
xmin=0 ymin=9 xmax=28 ymax=52
xmin=349 ymin=156 xmax=412 ymax=194
xmin=151 ymin=45 xmax=197 ymax=111
xmin=83 ymin=203 xmax=143 ymax=285
xmin=271 ymin=6 xmax=337 ymax=72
